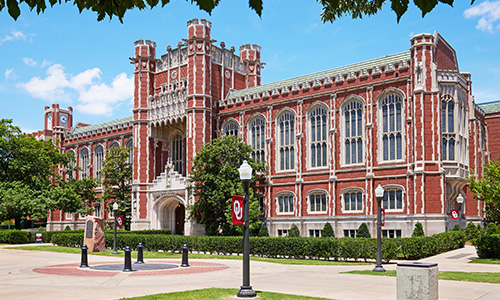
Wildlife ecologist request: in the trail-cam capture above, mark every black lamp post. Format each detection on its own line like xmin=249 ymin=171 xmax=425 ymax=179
xmin=236 ymin=160 xmax=257 ymax=298
xmin=112 ymin=202 xmax=119 ymax=254
xmin=373 ymin=184 xmax=386 ymax=272
xmin=456 ymin=193 xmax=464 ymax=230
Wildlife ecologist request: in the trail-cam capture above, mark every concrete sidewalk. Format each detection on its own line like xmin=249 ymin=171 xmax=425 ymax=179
xmin=1 ymin=244 xmax=499 ymax=300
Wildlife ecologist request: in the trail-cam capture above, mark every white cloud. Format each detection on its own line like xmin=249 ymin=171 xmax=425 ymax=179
xmin=0 ymin=30 xmax=30 ymax=45
xmin=4 ymin=68 xmax=18 ymax=80
xmin=22 ymin=57 xmax=38 ymax=67
xmin=464 ymin=1 xmax=500 ymax=32
xmin=17 ymin=63 xmax=133 ymax=116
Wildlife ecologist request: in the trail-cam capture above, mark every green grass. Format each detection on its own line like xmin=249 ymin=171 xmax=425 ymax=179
xmin=118 ymin=288 xmax=331 ymax=300
xmin=342 ymin=270 xmax=500 ymax=284
xmin=470 ymin=258 xmax=500 ymax=264
xmin=6 ymin=245 xmax=368 ymax=265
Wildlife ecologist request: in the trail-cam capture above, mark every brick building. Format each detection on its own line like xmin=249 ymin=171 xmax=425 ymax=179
xmin=35 ymin=19 xmax=492 ymax=237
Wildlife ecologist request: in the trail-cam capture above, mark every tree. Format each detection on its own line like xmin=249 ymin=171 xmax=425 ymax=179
xmin=464 ymin=222 xmax=482 ymax=241
xmin=258 ymin=224 xmax=269 ymax=237
xmin=452 ymin=223 xmax=460 ymax=231
xmin=486 ymin=222 xmax=498 ymax=235
xmin=0 ymin=0 xmax=476 ymax=23
xmin=356 ymin=223 xmax=371 ymax=238
xmin=469 ymin=161 xmax=500 ymax=224
xmin=100 ymin=146 xmax=133 ymax=230
xmin=289 ymin=224 xmax=301 ymax=237
xmin=0 ymin=119 xmax=85 ymax=229
xmin=189 ymin=136 xmax=266 ymax=236
xmin=322 ymin=222 xmax=335 ymax=237
xmin=412 ymin=222 xmax=425 ymax=237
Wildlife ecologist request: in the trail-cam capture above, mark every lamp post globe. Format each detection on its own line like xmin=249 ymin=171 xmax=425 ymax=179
xmin=373 ymin=184 xmax=386 ymax=272
xmin=456 ymin=193 xmax=464 ymax=229
xmin=112 ymin=202 xmax=119 ymax=254
xmin=236 ymin=160 xmax=257 ymax=298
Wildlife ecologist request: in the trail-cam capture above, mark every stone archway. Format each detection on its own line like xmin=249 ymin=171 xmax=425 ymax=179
xmin=153 ymin=195 xmax=186 ymax=235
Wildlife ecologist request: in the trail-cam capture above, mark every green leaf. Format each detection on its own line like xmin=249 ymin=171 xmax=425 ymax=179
xmin=249 ymin=0 xmax=263 ymax=17
xmin=6 ymin=0 xmax=20 ymax=20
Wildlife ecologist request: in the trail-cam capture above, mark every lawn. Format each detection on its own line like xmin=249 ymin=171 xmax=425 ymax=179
xmin=6 ymin=245 xmax=368 ymax=266
xmin=118 ymin=288 xmax=332 ymax=300
xmin=342 ymin=270 xmax=500 ymax=284
xmin=470 ymin=258 xmax=500 ymax=264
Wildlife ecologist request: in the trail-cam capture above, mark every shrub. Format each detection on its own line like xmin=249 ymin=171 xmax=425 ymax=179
xmin=64 ymin=226 xmax=72 ymax=231
xmin=258 ymin=224 xmax=269 ymax=237
xmin=464 ymin=222 xmax=482 ymax=241
xmin=452 ymin=224 xmax=460 ymax=231
xmin=0 ymin=230 xmax=30 ymax=244
xmin=486 ymin=223 xmax=498 ymax=235
xmin=412 ymin=222 xmax=425 ymax=237
xmin=289 ymin=224 xmax=300 ymax=237
xmin=37 ymin=226 xmax=45 ymax=232
xmin=322 ymin=222 xmax=335 ymax=237
xmin=476 ymin=234 xmax=500 ymax=258
xmin=356 ymin=223 xmax=371 ymax=238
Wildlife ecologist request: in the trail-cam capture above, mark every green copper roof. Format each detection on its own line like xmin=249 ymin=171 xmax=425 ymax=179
xmin=478 ymin=100 xmax=500 ymax=114
xmin=226 ymin=51 xmax=410 ymax=99
xmin=70 ymin=116 xmax=134 ymax=135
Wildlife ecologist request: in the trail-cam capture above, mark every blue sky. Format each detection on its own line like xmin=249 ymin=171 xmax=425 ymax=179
xmin=1 ymin=1 xmax=499 ymax=133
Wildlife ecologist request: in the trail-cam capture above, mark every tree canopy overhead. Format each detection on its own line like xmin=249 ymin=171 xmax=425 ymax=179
xmin=0 ymin=0 xmax=476 ymax=23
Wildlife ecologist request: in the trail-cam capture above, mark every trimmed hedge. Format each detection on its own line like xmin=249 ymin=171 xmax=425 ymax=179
xmin=0 ymin=230 xmax=30 ymax=244
xmin=29 ymin=228 xmax=172 ymax=243
xmin=51 ymin=230 xmax=466 ymax=262
xmin=476 ymin=234 xmax=500 ymax=258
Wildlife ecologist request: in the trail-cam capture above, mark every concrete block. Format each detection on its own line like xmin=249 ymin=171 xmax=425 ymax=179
xmin=397 ymin=262 xmax=438 ymax=300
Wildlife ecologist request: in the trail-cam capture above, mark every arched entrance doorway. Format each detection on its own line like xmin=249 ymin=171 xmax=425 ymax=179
xmin=174 ymin=203 xmax=185 ymax=235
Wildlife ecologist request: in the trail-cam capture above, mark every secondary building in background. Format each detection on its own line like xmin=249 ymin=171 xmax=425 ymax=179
xmin=34 ymin=19 xmax=492 ymax=237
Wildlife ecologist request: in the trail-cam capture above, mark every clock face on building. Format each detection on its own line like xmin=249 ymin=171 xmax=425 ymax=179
xmin=60 ymin=115 xmax=68 ymax=124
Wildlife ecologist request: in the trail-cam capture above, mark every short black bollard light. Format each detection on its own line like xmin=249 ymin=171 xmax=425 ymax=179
xmin=136 ymin=243 xmax=144 ymax=264
xmin=181 ymin=244 xmax=189 ymax=267
xmin=123 ymin=246 xmax=134 ymax=272
xmin=80 ymin=244 xmax=89 ymax=268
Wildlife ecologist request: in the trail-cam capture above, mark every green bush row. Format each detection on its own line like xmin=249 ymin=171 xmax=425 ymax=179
xmin=476 ymin=234 xmax=500 ymax=258
xmin=0 ymin=230 xmax=30 ymax=244
xmin=51 ymin=230 xmax=465 ymax=262
xmin=28 ymin=228 xmax=171 ymax=243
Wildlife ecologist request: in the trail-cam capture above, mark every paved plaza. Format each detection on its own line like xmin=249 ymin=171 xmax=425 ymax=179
xmin=1 ymin=244 xmax=500 ymax=300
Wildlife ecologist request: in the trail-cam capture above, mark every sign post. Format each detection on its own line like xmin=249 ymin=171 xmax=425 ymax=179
xmin=232 ymin=195 xmax=244 ymax=225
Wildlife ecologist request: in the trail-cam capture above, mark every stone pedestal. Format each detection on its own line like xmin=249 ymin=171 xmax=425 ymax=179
xmin=397 ymin=262 xmax=438 ymax=300
xmin=83 ymin=217 xmax=105 ymax=252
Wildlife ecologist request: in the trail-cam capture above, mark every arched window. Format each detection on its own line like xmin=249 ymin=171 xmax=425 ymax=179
xmin=383 ymin=186 xmax=404 ymax=210
xmin=109 ymin=141 xmax=119 ymax=149
xmin=66 ymin=150 xmax=76 ymax=179
xmin=309 ymin=105 xmax=328 ymax=168
xmin=248 ymin=116 xmax=266 ymax=162
xmin=125 ymin=138 xmax=133 ymax=165
xmin=94 ymin=145 xmax=104 ymax=184
xmin=277 ymin=193 xmax=295 ymax=213
xmin=80 ymin=148 xmax=89 ymax=179
xmin=277 ymin=111 xmax=295 ymax=171
xmin=308 ymin=191 xmax=327 ymax=212
xmin=442 ymin=95 xmax=455 ymax=161
xmin=343 ymin=189 xmax=363 ymax=212
xmin=172 ymin=133 xmax=183 ymax=174
xmin=343 ymin=100 xmax=363 ymax=165
xmin=381 ymin=93 xmax=403 ymax=161
xmin=223 ymin=120 xmax=239 ymax=136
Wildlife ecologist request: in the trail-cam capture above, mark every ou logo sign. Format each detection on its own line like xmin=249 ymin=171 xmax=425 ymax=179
xmin=451 ymin=209 xmax=459 ymax=220
xmin=232 ymin=195 xmax=244 ymax=225
xmin=116 ymin=215 xmax=124 ymax=227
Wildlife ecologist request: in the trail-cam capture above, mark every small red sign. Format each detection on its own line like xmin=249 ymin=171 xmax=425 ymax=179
xmin=232 ymin=195 xmax=244 ymax=225
xmin=451 ymin=209 xmax=459 ymax=220
xmin=116 ymin=215 xmax=124 ymax=227
xmin=381 ymin=208 xmax=385 ymax=227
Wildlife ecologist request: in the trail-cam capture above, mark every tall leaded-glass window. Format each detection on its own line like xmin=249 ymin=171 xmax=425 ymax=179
xmin=277 ymin=193 xmax=295 ymax=213
xmin=94 ymin=145 xmax=104 ymax=184
xmin=67 ymin=150 xmax=76 ymax=179
xmin=172 ymin=133 xmax=183 ymax=174
xmin=343 ymin=100 xmax=363 ymax=164
xmin=309 ymin=191 xmax=327 ymax=212
xmin=125 ymin=138 xmax=133 ymax=164
xmin=383 ymin=187 xmax=403 ymax=210
xmin=278 ymin=111 xmax=295 ymax=171
xmin=249 ymin=117 xmax=266 ymax=162
xmin=343 ymin=190 xmax=363 ymax=211
xmin=80 ymin=148 xmax=89 ymax=179
xmin=309 ymin=106 xmax=328 ymax=168
xmin=381 ymin=93 xmax=403 ymax=161
xmin=223 ymin=120 xmax=239 ymax=136
xmin=442 ymin=95 xmax=455 ymax=161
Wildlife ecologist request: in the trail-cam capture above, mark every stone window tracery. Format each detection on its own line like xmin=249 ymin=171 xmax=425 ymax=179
xmin=277 ymin=193 xmax=295 ymax=214
xmin=223 ymin=120 xmax=239 ymax=136
xmin=309 ymin=105 xmax=328 ymax=168
xmin=80 ymin=148 xmax=89 ymax=179
xmin=277 ymin=111 xmax=295 ymax=171
xmin=94 ymin=145 xmax=104 ymax=185
xmin=308 ymin=191 xmax=327 ymax=212
xmin=248 ymin=116 xmax=266 ymax=162
xmin=381 ymin=93 xmax=403 ymax=161
xmin=342 ymin=100 xmax=364 ymax=165
xmin=343 ymin=189 xmax=363 ymax=212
